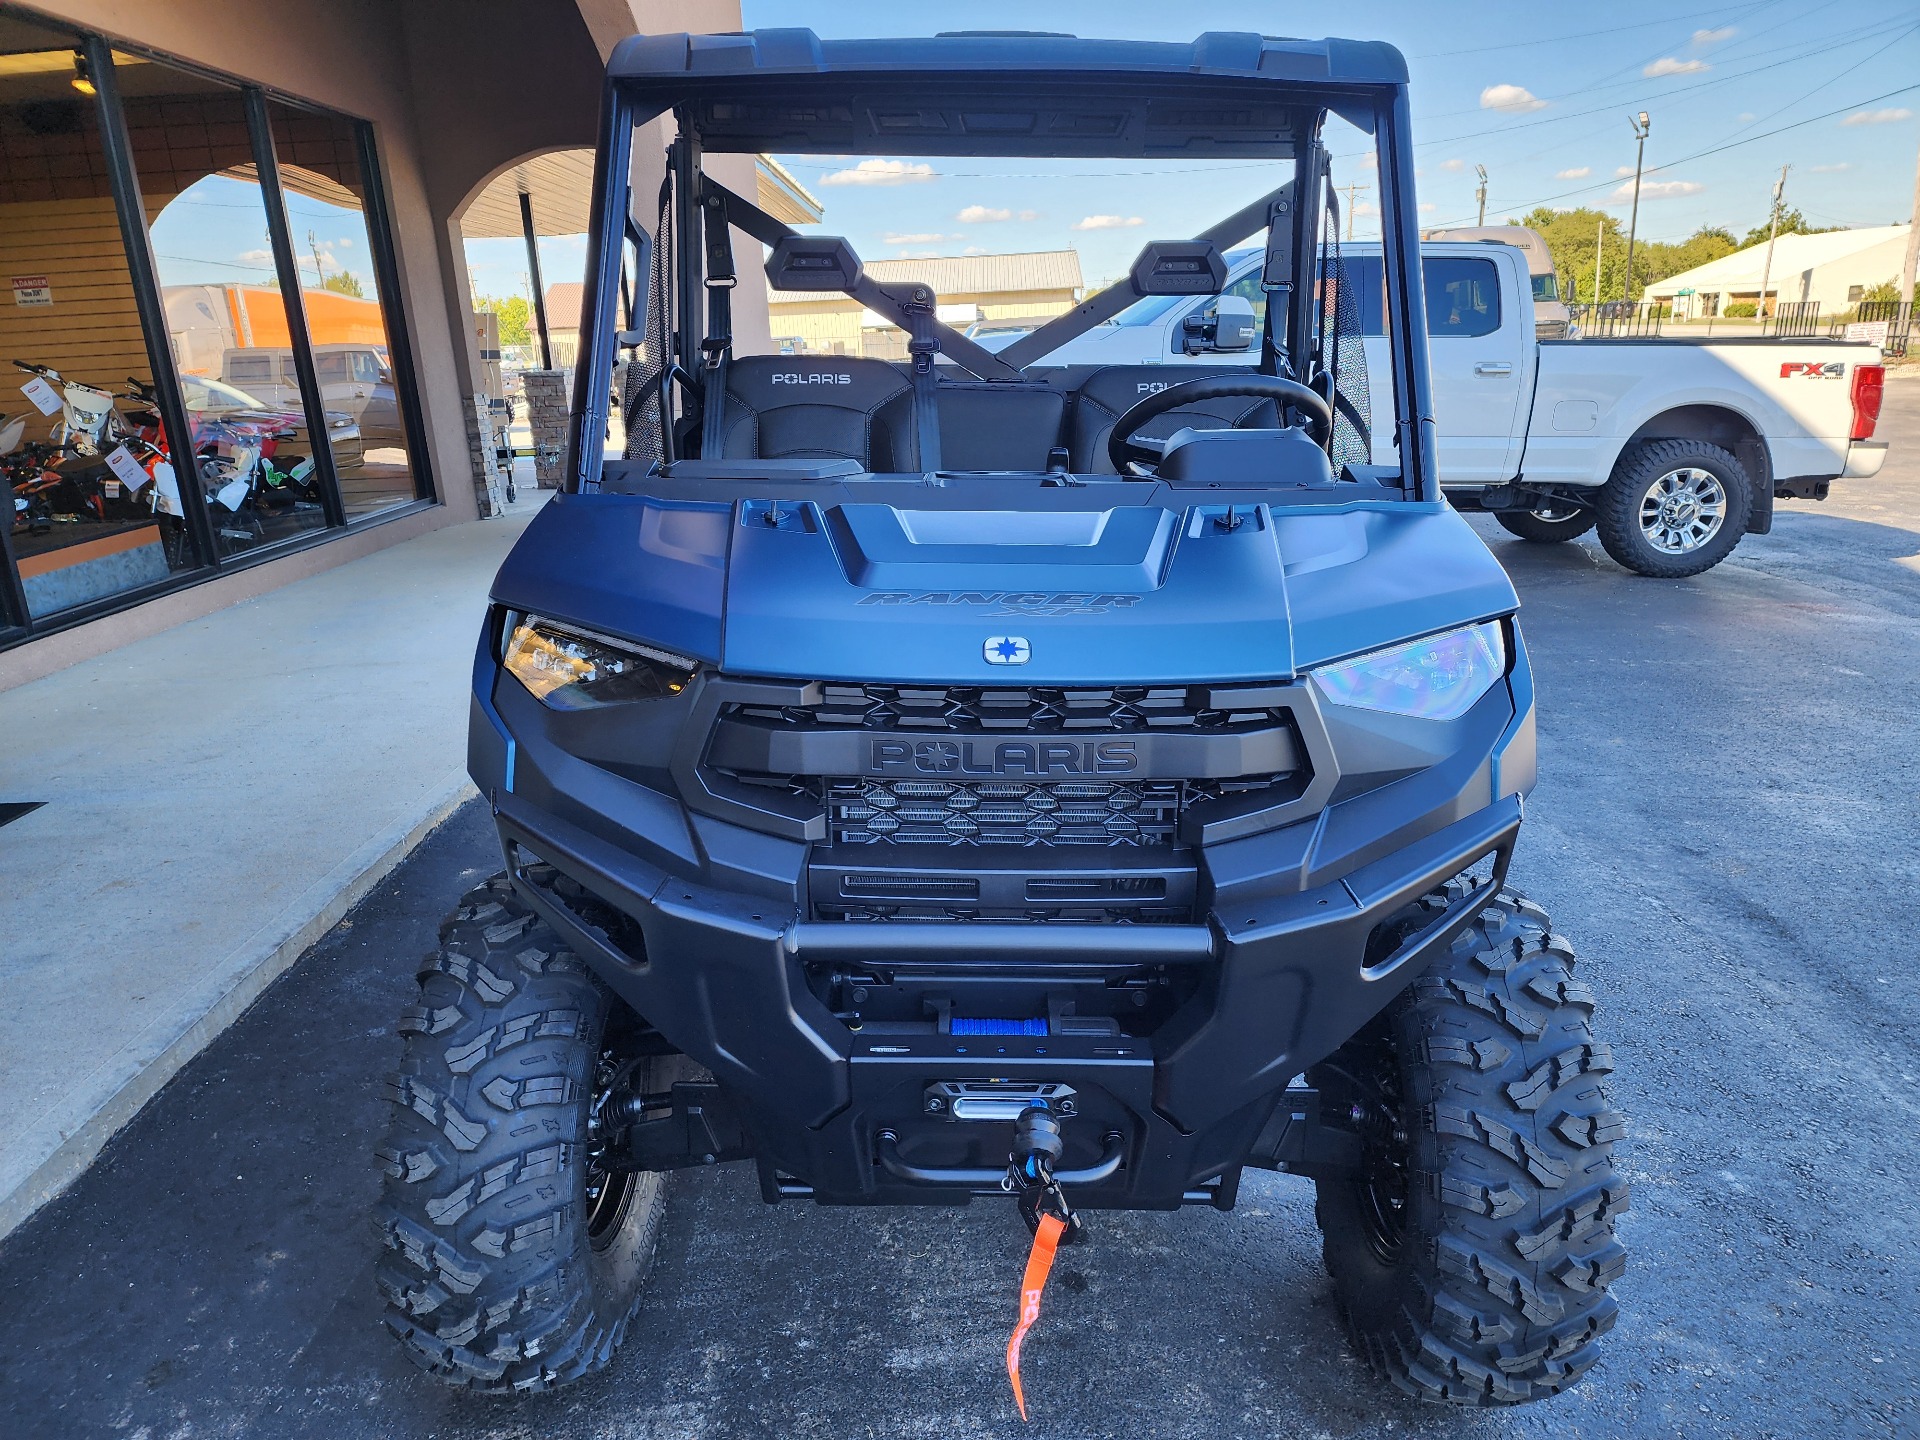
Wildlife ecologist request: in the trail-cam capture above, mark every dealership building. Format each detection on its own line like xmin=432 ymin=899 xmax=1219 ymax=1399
xmin=0 ymin=0 xmax=757 ymax=686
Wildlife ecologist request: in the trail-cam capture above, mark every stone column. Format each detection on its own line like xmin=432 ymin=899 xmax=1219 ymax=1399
xmin=465 ymin=393 xmax=506 ymax=516
xmin=520 ymin=370 xmax=570 ymax=489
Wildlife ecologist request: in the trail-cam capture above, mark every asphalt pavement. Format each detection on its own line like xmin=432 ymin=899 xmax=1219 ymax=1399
xmin=1 ymin=386 xmax=1916 ymax=1439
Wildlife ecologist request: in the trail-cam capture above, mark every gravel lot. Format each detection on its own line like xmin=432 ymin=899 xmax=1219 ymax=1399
xmin=1 ymin=382 xmax=1915 ymax=1440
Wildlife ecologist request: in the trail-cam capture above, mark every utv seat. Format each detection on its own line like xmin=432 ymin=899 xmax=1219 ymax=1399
xmin=1066 ymin=365 xmax=1283 ymax=474
xmin=716 ymin=356 xmax=923 ymax=470
xmin=935 ymin=378 xmax=1066 ymax=471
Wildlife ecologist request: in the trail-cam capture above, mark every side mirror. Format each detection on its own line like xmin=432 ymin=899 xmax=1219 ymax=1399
xmin=1210 ymin=294 xmax=1258 ymax=352
xmin=1182 ymin=294 xmax=1258 ymax=354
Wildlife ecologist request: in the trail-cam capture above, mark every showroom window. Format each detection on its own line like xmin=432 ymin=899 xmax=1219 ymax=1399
xmin=0 ymin=11 xmax=432 ymax=648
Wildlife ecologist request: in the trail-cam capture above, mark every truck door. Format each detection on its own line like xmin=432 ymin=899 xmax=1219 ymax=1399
xmin=1421 ymin=252 xmax=1527 ymax=483
xmin=1347 ymin=250 xmax=1529 ymax=482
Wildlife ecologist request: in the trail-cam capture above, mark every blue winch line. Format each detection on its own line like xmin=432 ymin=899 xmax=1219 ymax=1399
xmin=951 ymin=1017 xmax=1048 ymax=1036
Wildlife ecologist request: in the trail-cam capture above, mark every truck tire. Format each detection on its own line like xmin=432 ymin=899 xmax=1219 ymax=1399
xmin=1307 ymin=884 xmax=1627 ymax=1406
xmin=1494 ymin=507 xmax=1595 ymax=544
xmin=1594 ymin=438 xmax=1750 ymax=577
xmin=374 ymin=872 xmax=668 ymax=1392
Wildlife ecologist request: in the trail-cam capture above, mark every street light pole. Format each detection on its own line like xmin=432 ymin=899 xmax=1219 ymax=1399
xmin=1757 ymin=164 xmax=1788 ymax=331
xmin=1475 ymin=165 xmax=1488 ymax=227
xmin=1898 ymin=136 xmax=1919 ymax=349
xmin=1624 ymin=111 xmax=1649 ymax=311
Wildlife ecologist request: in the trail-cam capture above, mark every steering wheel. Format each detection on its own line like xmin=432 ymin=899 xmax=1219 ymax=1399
xmin=1106 ymin=372 xmax=1334 ymax=474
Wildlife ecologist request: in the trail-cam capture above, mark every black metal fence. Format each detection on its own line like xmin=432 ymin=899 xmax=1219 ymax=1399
xmin=1768 ymin=301 xmax=1821 ymax=338
xmin=1840 ymin=301 xmax=1915 ymax=358
xmin=1567 ymin=302 xmax=1666 ymax=337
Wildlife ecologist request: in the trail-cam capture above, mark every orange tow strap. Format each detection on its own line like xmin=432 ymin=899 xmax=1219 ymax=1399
xmin=1005 ymin=1211 xmax=1067 ymax=1421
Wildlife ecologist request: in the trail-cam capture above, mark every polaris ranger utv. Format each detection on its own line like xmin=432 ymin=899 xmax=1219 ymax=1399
xmin=375 ymin=28 xmax=1626 ymax=1408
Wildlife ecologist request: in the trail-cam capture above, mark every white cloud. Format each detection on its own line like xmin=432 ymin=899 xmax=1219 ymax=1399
xmin=1809 ymin=162 xmax=1852 ymax=173
xmin=1611 ymin=178 xmax=1704 ymax=200
xmin=1692 ymin=26 xmax=1735 ymax=45
xmin=1555 ymin=166 xmax=1591 ymax=180
xmin=955 ymin=205 xmax=1039 ymax=223
xmin=1480 ymin=84 xmax=1547 ymax=115
xmin=1842 ymin=107 xmax=1914 ymax=127
xmin=335 ymin=236 xmax=354 ymax=248
xmin=820 ymin=159 xmax=936 ymax=186
xmin=1644 ymin=56 xmax=1709 ymax=77
xmin=1417 ymin=202 xmax=1436 ymax=213
xmin=1736 ymin=112 xmax=1756 ymax=122
xmin=1072 ymin=214 xmax=1145 ymax=231
xmin=883 ymin=232 xmax=957 ymax=245
xmin=236 ymin=248 xmax=274 ymax=265
xmin=1614 ymin=165 xmax=1636 ymax=177
xmin=1439 ymin=158 xmax=1467 ymax=173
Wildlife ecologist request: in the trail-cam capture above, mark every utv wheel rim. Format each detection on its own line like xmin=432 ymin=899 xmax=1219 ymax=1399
xmin=1639 ymin=467 xmax=1726 ymax=554
xmin=585 ymin=1048 xmax=639 ymax=1250
xmin=585 ymin=1167 xmax=637 ymax=1249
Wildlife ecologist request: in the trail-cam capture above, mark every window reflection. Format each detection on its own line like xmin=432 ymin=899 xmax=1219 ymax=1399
xmin=265 ymin=99 xmax=422 ymax=518
xmin=0 ymin=24 xmax=199 ymax=615
xmin=124 ymin=53 xmax=332 ymax=557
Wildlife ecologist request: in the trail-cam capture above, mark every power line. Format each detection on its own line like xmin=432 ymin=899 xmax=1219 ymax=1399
xmin=1422 ymin=79 xmax=1920 ymax=228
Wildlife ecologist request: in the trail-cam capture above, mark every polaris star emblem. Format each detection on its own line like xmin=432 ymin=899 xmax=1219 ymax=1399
xmin=984 ymin=635 xmax=1031 ymax=665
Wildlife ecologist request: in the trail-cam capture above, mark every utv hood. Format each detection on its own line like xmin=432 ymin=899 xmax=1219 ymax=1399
xmin=493 ymin=489 xmax=1518 ymax=684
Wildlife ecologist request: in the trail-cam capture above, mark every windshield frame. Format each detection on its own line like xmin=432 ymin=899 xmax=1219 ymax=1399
xmin=566 ymin=36 xmax=1436 ymax=504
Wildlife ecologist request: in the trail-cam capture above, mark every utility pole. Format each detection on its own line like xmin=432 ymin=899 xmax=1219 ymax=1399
xmin=1594 ymin=217 xmax=1606 ymax=306
xmin=1475 ymin=165 xmax=1488 ymax=227
xmin=1624 ymin=111 xmax=1650 ymax=310
xmin=1757 ymin=164 xmax=1789 ymax=330
xmin=1342 ymin=179 xmax=1361 ymax=241
xmin=1899 ymin=136 xmax=1919 ymax=349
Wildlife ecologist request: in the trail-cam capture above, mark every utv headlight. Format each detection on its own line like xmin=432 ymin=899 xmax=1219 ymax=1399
xmin=1309 ymin=620 xmax=1506 ymax=722
xmin=500 ymin=613 xmax=694 ymax=710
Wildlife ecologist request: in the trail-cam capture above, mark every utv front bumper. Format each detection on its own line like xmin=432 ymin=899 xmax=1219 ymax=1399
xmin=471 ymin=642 xmax=1535 ymax=1210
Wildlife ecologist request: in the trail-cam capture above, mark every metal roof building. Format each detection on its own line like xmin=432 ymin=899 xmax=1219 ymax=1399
xmin=1644 ymin=224 xmax=1911 ymax=319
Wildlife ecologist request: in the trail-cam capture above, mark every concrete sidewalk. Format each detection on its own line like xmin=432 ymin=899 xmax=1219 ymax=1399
xmin=0 ymin=496 xmax=544 ymax=1241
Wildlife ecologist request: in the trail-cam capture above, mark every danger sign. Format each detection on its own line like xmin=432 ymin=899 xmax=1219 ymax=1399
xmin=11 ymin=275 xmax=51 ymax=306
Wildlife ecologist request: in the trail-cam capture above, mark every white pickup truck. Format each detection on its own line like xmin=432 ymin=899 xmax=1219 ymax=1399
xmin=980 ymin=241 xmax=1890 ymax=576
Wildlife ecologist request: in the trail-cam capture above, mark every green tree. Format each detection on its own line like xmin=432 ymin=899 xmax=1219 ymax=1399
xmin=1739 ymin=206 xmax=1842 ymax=249
xmin=320 ymin=270 xmax=365 ymax=298
xmin=476 ymin=294 xmax=531 ymax=348
xmin=1521 ymin=207 xmax=1738 ymax=303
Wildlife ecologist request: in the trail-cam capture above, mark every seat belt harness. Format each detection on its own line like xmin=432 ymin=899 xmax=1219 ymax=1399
xmin=885 ymin=281 xmax=943 ymax=472
xmin=698 ymin=187 xmax=735 ymax=458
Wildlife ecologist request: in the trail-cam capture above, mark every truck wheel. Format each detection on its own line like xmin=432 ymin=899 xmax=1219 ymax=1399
xmin=1494 ymin=507 xmax=1595 ymax=544
xmin=1307 ymin=885 xmax=1627 ymax=1406
xmin=1594 ymin=438 xmax=1750 ymax=577
xmin=374 ymin=872 xmax=668 ymax=1392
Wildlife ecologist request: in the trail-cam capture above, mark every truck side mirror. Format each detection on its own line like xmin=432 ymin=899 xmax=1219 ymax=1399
xmin=1182 ymin=294 xmax=1258 ymax=354
xmin=1210 ymin=294 xmax=1257 ymax=352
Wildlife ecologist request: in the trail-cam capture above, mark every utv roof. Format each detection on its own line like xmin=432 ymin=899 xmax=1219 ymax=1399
xmin=607 ymin=29 xmax=1408 ymax=156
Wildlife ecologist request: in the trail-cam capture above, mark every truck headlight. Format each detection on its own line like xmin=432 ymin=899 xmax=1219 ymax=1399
xmin=500 ymin=613 xmax=694 ymax=710
xmin=1309 ymin=620 xmax=1506 ymax=721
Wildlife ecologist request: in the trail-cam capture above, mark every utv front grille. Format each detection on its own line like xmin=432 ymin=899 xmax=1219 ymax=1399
xmin=727 ymin=683 xmax=1288 ymax=734
xmin=819 ymin=776 xmax=1282 ymax=847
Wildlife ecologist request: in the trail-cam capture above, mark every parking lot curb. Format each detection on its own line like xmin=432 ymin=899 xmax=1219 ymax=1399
xmin=0 ymin=772 xmax=478 ymax=1246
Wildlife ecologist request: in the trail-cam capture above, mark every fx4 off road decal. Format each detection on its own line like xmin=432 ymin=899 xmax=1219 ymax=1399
xmin=866 ymin=738 xmax=1139 ymax=777
xmin=1780 ymin=361 xmax=1845 ymax=379
xmin=857 ymin=591 xmax=1142 ymax=617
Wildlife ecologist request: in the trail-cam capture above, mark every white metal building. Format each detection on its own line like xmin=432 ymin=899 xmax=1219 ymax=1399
xmin=1644 ymin=224 xmax=1911 ymax=319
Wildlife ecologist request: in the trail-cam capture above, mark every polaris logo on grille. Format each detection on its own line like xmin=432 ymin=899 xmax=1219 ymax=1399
xmin=867 ymin=739 xmax=1139 ymax=777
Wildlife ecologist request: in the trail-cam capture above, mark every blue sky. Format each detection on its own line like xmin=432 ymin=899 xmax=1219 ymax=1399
xmin=460 ymin=0 xmax=1919 ymax=299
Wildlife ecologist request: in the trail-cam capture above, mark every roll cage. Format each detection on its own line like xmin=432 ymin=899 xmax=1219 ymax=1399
xmin=565 ymin=29 xmax=1436 ymax=500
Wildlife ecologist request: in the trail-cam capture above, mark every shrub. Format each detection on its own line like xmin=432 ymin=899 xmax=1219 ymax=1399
xmin=1724 ymin=302 xmax=1758 ymax=318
